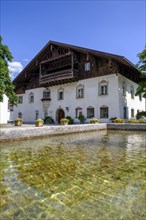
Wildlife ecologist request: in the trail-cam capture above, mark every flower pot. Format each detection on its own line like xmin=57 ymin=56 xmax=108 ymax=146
xmin=14 ymin=118 xmax=22 ymax=126
xmin=35 ymin=120 xmax=44 ymax=127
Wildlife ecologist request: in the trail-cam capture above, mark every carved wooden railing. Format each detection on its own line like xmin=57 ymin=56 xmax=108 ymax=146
xmin=39 ymin=69 xmax=79 ymax=85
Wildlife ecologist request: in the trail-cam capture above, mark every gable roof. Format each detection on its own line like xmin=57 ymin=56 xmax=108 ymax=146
xmin=13 ymin=40 xmax=141 ymax=83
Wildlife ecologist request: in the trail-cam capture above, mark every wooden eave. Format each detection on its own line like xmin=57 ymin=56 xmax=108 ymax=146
xmin=13 ymin=40 xmax=141 ymax=85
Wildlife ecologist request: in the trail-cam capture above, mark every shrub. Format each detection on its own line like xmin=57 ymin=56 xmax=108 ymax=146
xmin=44 ymin=116 xmax=54 ymax=124
xmin=78 ymin=114 xmax=85 ymax=123
xmin=136 ymin=111 xmax=146 ymax=119
xmin=90 ymin=118 xmax=99 ymax=123
xmin=128 ymin=119 xmax=138 ymax=123
xmin=66 ymin=116 xmax=74 ymax=124
xmin=60 ymin=118 xmax=69 ymax=125
xmin=138 ymin=119 xmax=146 ymax=124
xmin=110 ymin=117 xmax=117 ymax=123
xmin=113 ymin=118 xmax=125 ymax=123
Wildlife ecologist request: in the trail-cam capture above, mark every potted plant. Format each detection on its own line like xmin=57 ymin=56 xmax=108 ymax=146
xmin=60 ymin=118 xmax=69 ymax=125
xmin=14 ymin=118 xmax=22 ymax=126
xmin=90 ymin=118 xmax=99 ymax=123
xmin=113 ymin=118 xmax=125 ymax=123
xmin=35 ymin=119 xmax=44 ymax=127
xmin=78 ymin=114 xmax=85 ymax=124
xmin=66 ymin=116 xmax=74 ymax=124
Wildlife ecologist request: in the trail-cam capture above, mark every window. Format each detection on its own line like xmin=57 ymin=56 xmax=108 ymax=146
xmin=130 ymin=86 xmax=134 ymax=99
xmin=99 ymin=80 xmax=108 ymax=95
xmin=76 ymin=85 xmax=84 ymax=98
xmin=100 ymin=107 xmax=108 ymax=118
xmin=29 ymin=92 xmax=34 ymax=103
xmin=18 ymin=112 xmax=22 ymax=118
xmin=87 ymin=107 xmax=94 ymax=118
xmin=122 ymin=82 xmax=126 ymax=96
xmin=35 ymin=110 xmax=39 ymax=120
xmin=84 ymin=62 xmax=91 ymax=71
xmin=75 ymin=107 xmax=82 ymax=118
xmin=139 ymin=94 xmax=142 ymax=101
xmin=58 ymin=88 xmax=64 ymax=100
xmin=43 ymin=89 xmax=51 ymax=99
xmin=18 ymin=96 xmax=23 ymax=104
xmin=131 ymin=109 xmax=134 ymax=118
xmin=123 ymin=107 xmax=128 ymax=119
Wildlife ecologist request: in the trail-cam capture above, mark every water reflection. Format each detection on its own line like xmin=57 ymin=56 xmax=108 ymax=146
xmin=0 ymin=130 xmax=146 ymax=220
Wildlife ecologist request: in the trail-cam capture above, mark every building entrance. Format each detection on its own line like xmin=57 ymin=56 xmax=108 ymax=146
xmin=56 ymin=108 xmax=65 ymax=123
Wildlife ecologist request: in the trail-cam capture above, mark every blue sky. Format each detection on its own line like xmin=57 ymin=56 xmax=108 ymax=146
xmin=1 ymin=0 xmax=145 ymax=78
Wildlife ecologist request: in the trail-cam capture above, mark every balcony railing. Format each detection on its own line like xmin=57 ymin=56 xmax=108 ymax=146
xmin=39 ymin=68 xmax=78 ymax=85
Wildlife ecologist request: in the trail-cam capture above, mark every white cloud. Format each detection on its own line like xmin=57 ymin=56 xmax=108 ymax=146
xmin=8 ymin=61 xmax=23 ymax=79
xmin=23 ymin=58 xmax=29 ymax=62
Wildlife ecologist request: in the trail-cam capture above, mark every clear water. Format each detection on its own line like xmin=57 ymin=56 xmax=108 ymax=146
xmin=0 ymin=130 xmax=146 ymax=220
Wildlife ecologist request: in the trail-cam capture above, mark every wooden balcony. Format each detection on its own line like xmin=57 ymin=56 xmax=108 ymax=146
xmin=39 ymin=69 xmax=79 ymax=86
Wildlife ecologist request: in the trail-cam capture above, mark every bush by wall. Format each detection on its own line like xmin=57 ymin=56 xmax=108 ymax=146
xmin=113 ymin=118 xmax=125 ymax=123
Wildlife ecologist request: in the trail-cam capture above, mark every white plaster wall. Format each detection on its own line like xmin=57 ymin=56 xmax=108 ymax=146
xmin=14 ymin=74 xmax=120 ymax=123
xmin=118 ymin=74 xmax=145 ymax=118
xmin=0 ymin=95 xmax=10 ymax=124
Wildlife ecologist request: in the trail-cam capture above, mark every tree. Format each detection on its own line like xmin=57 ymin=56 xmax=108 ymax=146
xmin=0 ymin=36 xmax=18 ymax=105
xmin=135 ymin=45 xmax=146 ymax=98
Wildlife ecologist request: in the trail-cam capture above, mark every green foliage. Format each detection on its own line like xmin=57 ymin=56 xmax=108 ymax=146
xmin=136 ymin=111 xmax=146 ymax=119
xmin=135 ymin=45 xmax=146 ymax=98
xmin=44 ymin=116 xmax=54 ymax=124
xmin=66 ymin=116 xmax=74 ymax=124
xmin=136 ymin=45 xmax=146 ymax=71
xmin=78 ymin=114 xmax=86 ymax=123
xmin=0 ymin=36 xmax=18 ymax=105
xmin=138 ymin=119 xmax=146 ymax=124
xmin=90 ymin=118 xmax=99 ymax=123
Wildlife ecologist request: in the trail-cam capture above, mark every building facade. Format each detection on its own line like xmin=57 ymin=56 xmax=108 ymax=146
xmin=0 ymin=95 xmax=11 ymax=124
xmin=13 ymin=41 xmax=145 ymax=123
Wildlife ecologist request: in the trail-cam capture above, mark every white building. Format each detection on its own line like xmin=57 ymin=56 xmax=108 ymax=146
xmin=13 ymin=41 xmax=145 ymax=123
xmin=0 ymin=95 xmax=10 ymax=124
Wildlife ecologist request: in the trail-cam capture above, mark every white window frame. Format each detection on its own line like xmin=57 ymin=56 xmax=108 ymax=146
xmin=100 ymin=106 xmax=109 ymax=118
xmin=76 ymin=85 xmax=84 ymax=98
xmin=18 ymin=96 xmax=23 ymax=104
xmin=75 ymin=107 xmax=82 ymax=118
xmin=58 ymin=88 xmax=64 ymax=100
xmin=84 ymin=62 xmax=91 ymax=71
xmin=43 ymin=89 xmax=51 ymax=99
xmin=29 ymin=92 xmax=34 ymax=103
xmin=99 ymin=80 xmax=108 ymax=95
xmin=87 ymin=107 xmax=94 ymax=118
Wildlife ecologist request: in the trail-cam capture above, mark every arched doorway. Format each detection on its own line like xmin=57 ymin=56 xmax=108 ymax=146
xmin=56 ymin=108 xmax=65 ymax=123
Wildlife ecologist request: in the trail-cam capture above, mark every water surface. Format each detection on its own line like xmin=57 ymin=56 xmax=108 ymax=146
xmin=0 ymin=130 xmax=146 ymax=220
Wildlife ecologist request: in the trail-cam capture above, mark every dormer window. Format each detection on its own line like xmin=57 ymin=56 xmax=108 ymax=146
xmin=84 ymin=62 xmax=91 ymax=71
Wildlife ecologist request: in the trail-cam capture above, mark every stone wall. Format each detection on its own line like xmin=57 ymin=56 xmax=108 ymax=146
xmin=0 ymin=124 xmax=107 ymax=142
xmin=107 ymin=123 xmax=146 ymax=131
